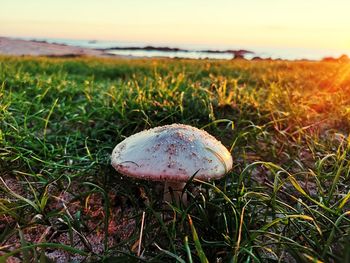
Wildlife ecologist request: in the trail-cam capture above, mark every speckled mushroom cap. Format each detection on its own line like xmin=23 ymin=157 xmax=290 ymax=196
xmin=111 ymin=124 xmax=233 ymax=182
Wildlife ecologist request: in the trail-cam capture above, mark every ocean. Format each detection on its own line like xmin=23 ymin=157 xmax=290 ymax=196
xmin=21 ymin=37 xmax=349 ymax=61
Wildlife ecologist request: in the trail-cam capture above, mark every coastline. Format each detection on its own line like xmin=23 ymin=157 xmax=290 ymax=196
xmin=1 ymin=36 xmax=348 ymax=62
xmin=0 ymin=37 xmax=118 ymax=58
xmin=0 ymin=36 xmax=255 ymax=60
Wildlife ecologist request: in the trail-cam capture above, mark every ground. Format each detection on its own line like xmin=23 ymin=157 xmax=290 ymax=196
xmin=1 ymin=56 xmax=350 ymax=262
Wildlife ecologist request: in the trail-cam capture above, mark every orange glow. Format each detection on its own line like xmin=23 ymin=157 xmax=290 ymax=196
xmin=1 ymin=0 xmax=350 ymax=54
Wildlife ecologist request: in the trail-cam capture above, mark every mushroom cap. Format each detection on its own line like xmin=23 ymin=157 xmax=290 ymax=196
xmin=111 ymin=124 xmax=233 ymax=182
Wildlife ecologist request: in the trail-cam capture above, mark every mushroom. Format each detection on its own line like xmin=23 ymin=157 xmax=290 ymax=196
xmin=111 ymin=124 xmax=233 ymax=205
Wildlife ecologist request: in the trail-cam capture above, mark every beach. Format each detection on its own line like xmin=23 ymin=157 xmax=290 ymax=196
xmin=0 ymin=37 xmax=237 ymax=59
xmin=0 ymin=37 xmax=112 ymax=57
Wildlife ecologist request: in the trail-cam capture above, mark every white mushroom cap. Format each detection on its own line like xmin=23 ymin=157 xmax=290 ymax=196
xmin=111 ymin=124 xmax=233 ymax=182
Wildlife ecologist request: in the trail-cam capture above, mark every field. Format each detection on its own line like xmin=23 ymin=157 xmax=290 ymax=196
xmin=1 ymin=55 xmax=350 ymax=262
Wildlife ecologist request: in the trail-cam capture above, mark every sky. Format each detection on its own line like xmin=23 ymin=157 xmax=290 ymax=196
xmin=1 ymin=0 xmax=350 ymax=53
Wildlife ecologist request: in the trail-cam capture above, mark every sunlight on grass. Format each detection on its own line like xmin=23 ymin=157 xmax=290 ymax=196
xmin=0 ymin=56 xmax=350 ymax=262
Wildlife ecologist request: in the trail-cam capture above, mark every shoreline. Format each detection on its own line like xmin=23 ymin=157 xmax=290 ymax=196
xmin=1 ymin=36 xmax=348 ymax=62
xmin=0 ymin=36 xmax=258 ymax=60
xmin=0 ymin=37 xmax=120 ymax=58
xmin=0 ymin=36 xmax=255 ymax=60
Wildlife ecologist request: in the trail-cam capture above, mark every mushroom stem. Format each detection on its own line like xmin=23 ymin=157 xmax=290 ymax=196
xmin=163 ymin=181 xmax=187 ymax=205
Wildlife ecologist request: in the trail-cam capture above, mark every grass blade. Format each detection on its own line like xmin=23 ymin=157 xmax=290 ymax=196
xmin=154 ymin=243 xmax=186 ymax=263
xmin=184 ymin=236 xmax=193 ymax=263
xmin=188 ymin=215 xmax=209 ymax=263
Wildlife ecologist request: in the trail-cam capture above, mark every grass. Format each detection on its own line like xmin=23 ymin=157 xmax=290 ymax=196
xmin=0 ymin=55 xmax=350 ymax=262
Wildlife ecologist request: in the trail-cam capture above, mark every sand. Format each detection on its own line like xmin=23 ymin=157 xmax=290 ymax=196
xmin=0 ymin=37 xmax=114 ymax=57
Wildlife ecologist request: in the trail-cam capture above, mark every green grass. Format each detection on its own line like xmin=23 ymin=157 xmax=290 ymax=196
xmin=1 ymin=55 xmax=350 ymax=262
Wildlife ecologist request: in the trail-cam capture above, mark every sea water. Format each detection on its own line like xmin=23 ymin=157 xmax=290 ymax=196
xmin=20 ymin=37 xmax=349 ymax=61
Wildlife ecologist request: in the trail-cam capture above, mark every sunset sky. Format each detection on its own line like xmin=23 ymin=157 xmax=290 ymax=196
xmin=1 ymin=0 xmax=350 ymax=53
